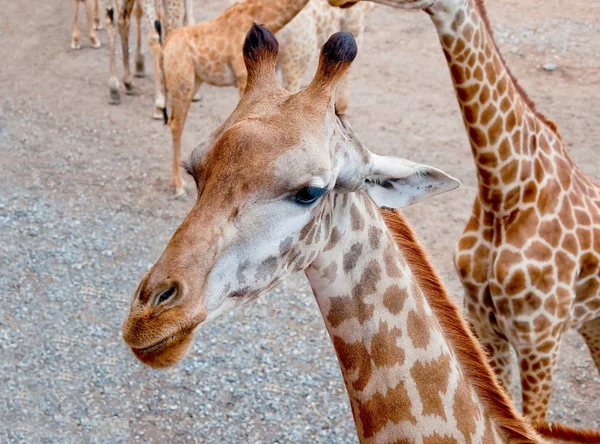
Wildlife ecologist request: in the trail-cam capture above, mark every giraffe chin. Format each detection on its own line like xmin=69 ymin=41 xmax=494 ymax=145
xmin=130 ymin=329 xmax=195 ymax=369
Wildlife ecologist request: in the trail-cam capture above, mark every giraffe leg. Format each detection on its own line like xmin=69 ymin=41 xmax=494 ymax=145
xmin=93 ymin=0 xmax=103 ymax=29
xmin=118 ymin=0 xmax=136 ymax=95
xmin=578 ymin=316 xmax=600 ymax=374
xmin=84 ymin=0 xmax=102 ymax=48
xmin=163 ymin=54 xmax=197 ymax=196
xmin=515 ymin=337 xmax=562 ymax=422
xmin=476 ymin=330 xmax=514 ymax=394
xmin=105 ymin=6 xmax=121 ymax=104
xmin=72 ymin=0 xmax=82 ymax=49
xmin=133 ymin=0 xmax=145 ymax=78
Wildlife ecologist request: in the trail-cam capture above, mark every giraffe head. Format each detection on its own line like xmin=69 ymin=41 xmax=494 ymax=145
xmin=122 ymin=24 xmax=459 ymax=368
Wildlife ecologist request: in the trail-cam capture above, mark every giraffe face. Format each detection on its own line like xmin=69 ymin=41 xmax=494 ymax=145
xmin=122 ymin=25 xmax=459 ymax=368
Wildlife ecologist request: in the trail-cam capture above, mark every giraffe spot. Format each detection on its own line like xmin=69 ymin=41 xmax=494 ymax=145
xmin=505 ymin=207 xmax=539 ymax=249
xmin=410 ymin=353 xmax=452 ymax=421
xmin=556 ymin=288 xmax=571 ymax=318
xmin=479 ymin=84 xmax=490 ymax=104
xmin=537 ymin=340 xmax=555 ymax=353
xmin=473 ymin=28 xmax=481 ymax=48
xmin=321 ymin=261 xmax=338 ymax=284
xmin=497 ymin=137 xmax=512 ymax=161
xmin=256 ymin=256 xmax=278 ymax=280
xmin=368 ymin=226 xmax=381 ymax=250
xmin=451 ymin=8 xmax=465 ymax=30
xmin=485 ymin=61 xmax=497 ymax=84
xmin=496 ymin=297 xmax=511 ymax=317
xmin=477 ymin=151 xmax=498 ymax=168
xmin=574 ymin=208 xmax=591 ymax=226
xmin=488 ymin=116 xmax=504 ymax=145
xmin=454 ymin=378 xmax=479 ymax=444
xmin=555 ymin=158 xmax=572 ymax=191
xmin=350 ymin=203 xmax=365 ymax=232
xmin=324 ymin=227 xmax=341 ymax=252
xmin=544 ymin=294 xmax=558 ymax=316
xmin=343 ymin=243 xmax=363 ymax=273
xmin=495 ymin=249 xmax=521 ymax=282
xmin=333 ymin=335 xmax=372 ymax=392
xmin=503 ymin=186 xmax=521 ymax=212
xmin=357 ymin=381 xmax=417 ymax=439
xmin=458 ymin=235 xmax=478 ymax=250
xmin=370 ymin=321 xmax=405 ymax=368
xmin=467 ymin=52 xmax=476 ymax=67
xmin=500 ymin=160 xmax=519 ymax=184
xmin=522 ymin=180 xmax=538 ymax=203
xmin=456 ymin=253 xmax=472 ymax=278
xmin=479 ymin=104 xmax=496 ymax=126
xmin=534 ymin=159 xmax=545 ymax=183
xmin=528 ymin=264 xmax=555 ymax=294
xmin=327 ymin=266 xmax=379 ymax=328
xmin=441 ymin=34 xmax=455 ymax=48
xmin=472 ymin=244 xmax=490 ymax=283
xmin=558 ymin=198 xmax=575 ymax=230
xmin=577 ymin=278 xmax=600 ymax=302
xmin=497 ymin=76 xmax=509 ymax=97
xmin=453 ymin=38 xmax=466 ymax=56
xmin=299 ymin=219 xmax=315 ymax=242
xmin=383 ymin=285 xmax=408 ymax=315
xmin=353 ymin=260 xmax=381 ymax=300
xmin=576 ymin=227 xmax=592 ymax=250
xmin=506 ymin=269 xmax=527 ymax=295
xmin=457 ymin=85 xmax=478 ymax=103
xmin=524 ymin=241 xmax=553 ymax=262
xmin=279 ymin=237 xmax=294 ymax=256
xmin=556 ymin=251 xmax=576 ymax=284
xmin=384 ymin=243 xmax=402 ymax=278
xmin=513 ymin=319 xmax=531 ymax=332
xmin=407 ymin=297 xmax=431 ymax=350
xmin=539 ymin=218 xmax=562 ymax=248
xmin=451 ymin=64 xmax=465 ymax=84
xmin=533 ymin=314 xmax=551 ymax=332
xmin=469 ymin=126 xmax=487 ymax=148
xmin=424 ymin=434 xmax=458 ymax=444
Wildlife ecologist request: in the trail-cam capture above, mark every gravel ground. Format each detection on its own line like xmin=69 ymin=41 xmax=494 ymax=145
xmin=1 ymin=0 xmax=599 ymax=442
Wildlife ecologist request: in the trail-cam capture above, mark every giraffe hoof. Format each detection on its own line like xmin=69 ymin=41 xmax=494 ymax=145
xmin=94 ymin=22 xmax=103 ymax=31
xmin=91 ymin=39 xmax=102 ymax=49
xmin=135 ymin=55 xmax=145 ymax=78
xmin=109 ymin=89 xmax=121 ymax=105
xmin=152 ymin=109 xmax=164 ymax=120
xmin=173 ymin=187 xmax=187 ymax=199
xmin=124 ymin=83 xmax=137 ymax=96
xmin=192 ymin=93 xmax=202 ymax=103
xmin=71 ymin=40 xmax=81 ymax=50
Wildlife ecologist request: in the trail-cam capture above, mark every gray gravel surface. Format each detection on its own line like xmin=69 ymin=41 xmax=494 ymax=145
xmin=1 ymin=0 xmax=599 ymax=442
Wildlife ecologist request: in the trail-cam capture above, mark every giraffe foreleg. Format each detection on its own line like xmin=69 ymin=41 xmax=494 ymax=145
xmin=118 ymin=0 xmax=136 ymax=95
xmin=93 ymin=0 xmax=103 ymax=29
xmin=72 ymin=0 xmax=82 ymax=49
xmin=134 ymin=0 xmax=145 ymax=77
xmin=578 ymin=316 xmax=600 ymax=374
xmin=515 ymin=336 xmax=562 ymax=422
xmin=84 ymin=0 xmax=102 ymax=48
xmin=105 ymin=6 xmax=121 ymax=104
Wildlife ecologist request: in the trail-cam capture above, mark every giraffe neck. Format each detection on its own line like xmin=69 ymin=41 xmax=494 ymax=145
xmin=243 ymin=0 xmax=310 ymax=34
xmin=304 ymin=192 xmax=528 ymax=442
xmin=426 ymin=0 xmax=564 ymax=213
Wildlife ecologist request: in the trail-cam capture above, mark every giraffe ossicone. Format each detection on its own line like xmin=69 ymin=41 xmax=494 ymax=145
xmin=120 ymin=24 xmax=565 ymax=444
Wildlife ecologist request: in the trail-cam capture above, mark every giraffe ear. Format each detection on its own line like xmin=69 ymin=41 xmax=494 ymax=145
xmin=362 ymin=154 xmax=461 ymax=208
xmin=243 ymin=23 xmax=279 ymax=94
xmin=305 ymin=31 xmax=357 ymax=98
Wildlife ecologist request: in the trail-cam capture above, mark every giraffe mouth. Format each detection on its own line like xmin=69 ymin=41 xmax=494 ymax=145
xmin=130 ymin=327 xmax=196 ymax=368
xmin=135 ymin=330 xmax=189 ymax=353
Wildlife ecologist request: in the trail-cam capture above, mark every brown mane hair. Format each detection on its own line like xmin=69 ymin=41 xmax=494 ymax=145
xmin=473 ymin=0 xmax=562 ymax=139
xmin=380 ymin=209 xmax=542 ymax=443
xmin=381 ymin=209 xmax=600 ymax=443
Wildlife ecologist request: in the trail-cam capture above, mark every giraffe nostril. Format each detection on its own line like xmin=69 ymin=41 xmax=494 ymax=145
xmin=156 ymin=286 xmax=177 ymax=305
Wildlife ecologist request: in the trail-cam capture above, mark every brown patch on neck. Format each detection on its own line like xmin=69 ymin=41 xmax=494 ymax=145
xmin=472 ymin=0 xmax=561 ymax=139
xmin=379 ymin=209 xmax=542 ymax=443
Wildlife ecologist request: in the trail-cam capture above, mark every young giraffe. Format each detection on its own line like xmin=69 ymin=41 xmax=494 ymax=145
xmin=230 ymin=0 xmax=374 ymax=113
xmin=159 ymin=0 xmax=313 ymax=197
xmin=71 ymin=0 xmax=103 ymax=50
xmin=123 ymin=25 xmax=600 ymax=443
xmin=328 ymin=0 xmax=600 ymax=424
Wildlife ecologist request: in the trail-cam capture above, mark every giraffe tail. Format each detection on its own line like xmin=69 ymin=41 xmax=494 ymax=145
xmin=154 ymin=19 xmax=169 ymax=125
xmin=534 ymin=421 xmax=600 ymax=443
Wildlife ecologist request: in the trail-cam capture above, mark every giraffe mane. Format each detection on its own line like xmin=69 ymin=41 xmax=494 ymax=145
xmin=473 ymin=0 xmax=562 ymax=140
xmin=379 ymin=209 xmax=543 ymax=442
xmin=534 ymin=421 xmax=600 ymax=443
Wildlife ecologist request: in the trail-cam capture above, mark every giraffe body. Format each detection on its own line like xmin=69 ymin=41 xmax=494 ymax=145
xmin=122 ymin=25 xmax=559 ymax=443
xmin=328 ymin=0 xmax=600 ymax=424
xmin=160 ymin=0 xmax=315 ymax=197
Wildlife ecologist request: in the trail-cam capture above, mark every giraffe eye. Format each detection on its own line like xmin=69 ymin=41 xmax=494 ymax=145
xmin=293 ymin=186 xmax=327 ymax=205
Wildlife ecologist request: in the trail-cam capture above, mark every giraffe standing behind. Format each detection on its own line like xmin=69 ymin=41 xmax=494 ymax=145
xmin=159 ymin=0 xmax=313 ymax=197
xmin=328 ymin=0 xmax=600 ymax=425
xmin=122 ymin=25 xmax=600 ymax=443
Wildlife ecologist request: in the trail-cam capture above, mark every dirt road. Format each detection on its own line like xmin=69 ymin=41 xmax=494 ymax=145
xmin=1 ymin=0 xmax=599 ymax=441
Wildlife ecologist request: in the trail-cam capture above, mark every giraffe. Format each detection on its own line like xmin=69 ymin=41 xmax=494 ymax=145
xmin=229 ymin=0 xmax=374 ymax=113
xmin=122 ymin=25 xmax=600 ymax=443
xmin=93 ymin=0 xmax=191 ymax=115
xmin=328 ymin=0 xmax=600 ymax=425
xmin=159 ymin=0 xmax=314 ymax=197
xmin=71 ymin=0 xmax=103 ymax=50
